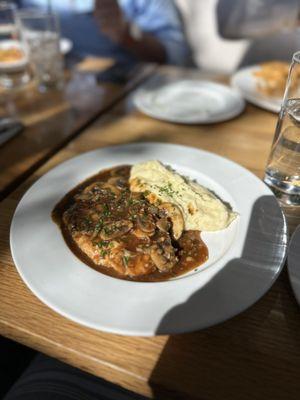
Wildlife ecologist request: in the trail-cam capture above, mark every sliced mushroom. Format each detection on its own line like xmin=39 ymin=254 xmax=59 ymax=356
xmin=102 ymin=182 xmax=121 ymax=197
xmin=148 ymin=205 xmax=159 ymax=215
xmin=156 ymin=218 xmax=171 ymax=233
xmin=158 ymin=203 xmax=184 ymax=240
xmin=81 ymin=182 xmax=103 ymax=195
xmin=132 ymin=228 xmax=152 ymax=241
xmin=107 ymin=176 xmax=127 ymax=190
xmin=100 ymin=220 xmax=133 ymax=240
xmin=74 ymin=192 xmax=92 ymax=201
xmin=78 ymin=181 xmax=120 ymax=200
xmin=150 ymin=241 xmax=177 ymax=272
xmin=136 ymin=215 xmax=156 ymax=234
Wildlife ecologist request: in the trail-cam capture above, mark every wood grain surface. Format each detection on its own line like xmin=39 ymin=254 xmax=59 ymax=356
xmin=0 ymin=62 xmax=155 ymax=200
xmin=1 ymin=66 xmax=300 ymax=400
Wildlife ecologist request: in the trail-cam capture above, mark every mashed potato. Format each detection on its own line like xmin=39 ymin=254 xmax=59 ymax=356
xmin=130 ymin=160 xmax=237 ymax=232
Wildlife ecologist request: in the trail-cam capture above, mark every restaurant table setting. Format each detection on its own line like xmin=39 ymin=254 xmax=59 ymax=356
xmin=0 ymin=5 xmax=155 ymax=200
xmin=0 ymin=5 xmax=300 ymax=395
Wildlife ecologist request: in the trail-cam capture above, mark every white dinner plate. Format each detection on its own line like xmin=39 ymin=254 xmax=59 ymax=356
xmin=10 ymin=143 xmax=287 ymax=336
xmin=134 ymin=80 xmax=245 ymax=124
xmin=231 ymin=66 xmax=283 ymax=113
xmin=288 ymin=225 xmax=300 ymax=305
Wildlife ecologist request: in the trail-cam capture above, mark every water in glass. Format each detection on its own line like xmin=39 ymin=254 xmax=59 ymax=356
xmin=17 ymin=11 xmax=64 ymax=91
xmin=25 ymin=30 xmax=63 ymax=90
xmin=264 ymin=53 xmax=300 ymax=205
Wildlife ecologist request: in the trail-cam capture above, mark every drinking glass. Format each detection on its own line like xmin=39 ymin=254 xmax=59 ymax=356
xmin=17 ymin=10 xmax=64 ymax=92
xmin=264 ymin=51 xmax=300 ymax=206
xmin=0 ymin=2 xmax=30 ymax=88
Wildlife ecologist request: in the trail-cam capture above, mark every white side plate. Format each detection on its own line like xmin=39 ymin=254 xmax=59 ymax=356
xmin=134 ymin=80 xmax=245 ymax=124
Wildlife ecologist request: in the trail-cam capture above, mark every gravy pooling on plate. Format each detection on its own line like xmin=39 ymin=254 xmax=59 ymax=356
xmin=52 ymin=165 xmax=209 ymax=282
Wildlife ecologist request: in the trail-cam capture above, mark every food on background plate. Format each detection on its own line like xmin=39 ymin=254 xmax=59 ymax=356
xmin=52 ymin=161 xmax=237 ymax=282
xmin=253 ymin=61 xmax=299 ymax=97
xmin=0 ymin=46 xmax=24 ymax=63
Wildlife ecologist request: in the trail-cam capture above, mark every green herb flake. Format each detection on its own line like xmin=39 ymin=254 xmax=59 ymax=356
xmin=96 ymin=240 xmax=109 ymax=249
xmin=123 ymin=255 xmax=130 ymax=267
xmin=94 ymin=219 xmax=103 ymax=233
xmin=102 ymin=204 xmax=111 ymax=217
xmin=104 ymin=226 xmax=113 ymax=234
xmin=100 ymin=249 xmax=109 ymax=257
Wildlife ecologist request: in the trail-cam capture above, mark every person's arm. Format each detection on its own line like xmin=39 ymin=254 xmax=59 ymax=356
xmin=94 ymin=0 xmax=166 ymax=63
xmin=217 ymin=0 xmax=300 ymax=39
xmin=94 ymin=0 xmax=191 ymax=66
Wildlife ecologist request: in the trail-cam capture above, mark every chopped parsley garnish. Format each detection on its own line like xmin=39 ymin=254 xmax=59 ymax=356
xmin=96 ymin=240 xmax=111 ymax=258
xmin=103 ymin=226 xmax=113 ymax=234
xmin=97 ymin=240 xmax=109 ymax=248
xmin=123 ymin=255 xmax=130 ymax=267
xmin=94 ymin=219 xmax=103 ymax=233
xmin=100 ymin=249 xmax=109 ymax=257
xmin=159 ymin=182 xmax=176 ymax=197
xmin=102 ymin=204 xmax=111 ymax=217
xmin=156 ymin=182 xmax=182 ymax=199
xmin=128 ymin=198 xmax=141 ymax=206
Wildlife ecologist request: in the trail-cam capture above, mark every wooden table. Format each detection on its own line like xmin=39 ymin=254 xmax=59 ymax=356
xmin=1 ymin=65 xmax=300 ymax=400
xmin=0 ymin=61 xmax=155 ymax=200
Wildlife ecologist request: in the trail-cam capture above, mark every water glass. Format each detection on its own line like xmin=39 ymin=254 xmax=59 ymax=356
xmin=0 ymin=2 xmax=30 ymax=88
xmin=17 ymin=10 xmax=64 ymax=92
xmin=264 ymin=51 xmax=300 ymax=206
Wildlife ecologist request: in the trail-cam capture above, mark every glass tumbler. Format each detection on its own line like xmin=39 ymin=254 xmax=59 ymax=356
xmin=17 ymin=10 xmax=64 ymax=92
xmin=264 ymin=52 xmax=300 ymax=206
xmin=0 ymin=2 xmax=30 ymax=88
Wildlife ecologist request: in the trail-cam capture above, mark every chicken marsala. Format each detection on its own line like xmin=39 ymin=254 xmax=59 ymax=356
xmin=52 ymin=165 xmax=208 ymax=282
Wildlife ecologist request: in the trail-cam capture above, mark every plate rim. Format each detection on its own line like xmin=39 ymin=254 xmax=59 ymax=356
xmin=287 ymin=225 xmax=300 ymax=305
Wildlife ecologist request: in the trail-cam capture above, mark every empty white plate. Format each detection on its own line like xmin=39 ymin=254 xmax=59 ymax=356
xmin=231 ymin=66 xmax=283 ymax=113
xmin=134 ymin=79 xmax=245 ymax=124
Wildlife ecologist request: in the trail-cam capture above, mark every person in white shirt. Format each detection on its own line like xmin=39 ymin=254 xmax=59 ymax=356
xmin=18 ymin=0 xmax=192 ymax=65
xmin=176 ymin=0 xmax=300 ymax=73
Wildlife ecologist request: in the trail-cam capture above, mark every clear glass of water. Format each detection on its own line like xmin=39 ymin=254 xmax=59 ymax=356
xmin=264 ymin=51 xmax=300 ymax=206
xmin=0 ymin=2 xmax=30 ymax=89
xmin=17 ymin=10 xmax=64 ymax=92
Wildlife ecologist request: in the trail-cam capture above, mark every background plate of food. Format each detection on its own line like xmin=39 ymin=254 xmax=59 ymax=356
xmin=0 ymin=40 xmax=28 ymax=71
xmin=10 ymin=143 xmax=287 ymax=336
xmin=231 ymin=62 xmax=292 ymax=113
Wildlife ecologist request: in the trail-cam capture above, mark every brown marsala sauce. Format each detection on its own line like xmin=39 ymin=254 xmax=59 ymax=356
xmin=52 ymin=165 xmax=208 ymax=282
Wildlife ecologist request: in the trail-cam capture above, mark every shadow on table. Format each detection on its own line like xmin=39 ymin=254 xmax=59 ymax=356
xmin=148 ymin=195 xmax=300 ymax=400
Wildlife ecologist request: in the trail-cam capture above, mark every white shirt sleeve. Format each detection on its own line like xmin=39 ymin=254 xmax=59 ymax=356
xmin=119 ymin=0 xmax=192 ymax=66
xmin=217 ymin=0 xmax=300 ymax=39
